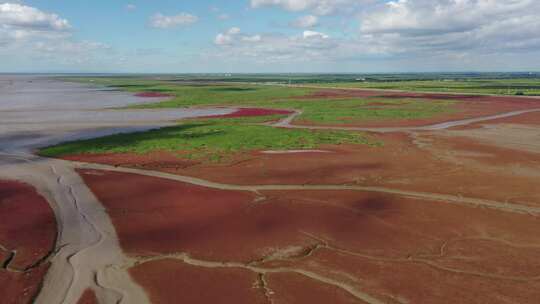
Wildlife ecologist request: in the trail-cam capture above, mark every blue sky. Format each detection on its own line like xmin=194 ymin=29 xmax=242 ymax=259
xmin=1 ymin=0 xmax=540 ymax=73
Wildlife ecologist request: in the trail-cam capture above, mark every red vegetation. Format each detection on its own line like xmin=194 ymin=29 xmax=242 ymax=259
xmin=300 ymin=89 xmax=382 ymax=99
xmin=0 ymin=180 xmax=56 ymax=303
xmin=79 ymin=169 xmax=540 ymax=303
xmin=77 ymin=289 xmax=99 ymax=304
xmin=0 ymin=264 xmax=50 ymax=304
xmin=68 ymin=130 xmax=540 ymax=205
xmin=134 ymin=92 xmax=172 ymax=98
xmin=267 ymin=272 xmax=362 ymax=304
xmin=202 ymin=108 xmax=293 ymax=119
xmin=131 ymin=259 xmax=267 ymax=304
xmin=0 ymin=180 xmax=56 ymax=270
xmin=66 ymin=90 xmax=540 ymax=303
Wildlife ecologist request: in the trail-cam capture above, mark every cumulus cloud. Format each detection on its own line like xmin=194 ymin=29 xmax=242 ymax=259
xmin=290 ymin=15 xmax=318 ymax=28
xmin=210 ymin=27 xmax=387 ymax=65
xmin=149 ymin=12 xmax=198 ymax=29
xmin=125 ymin=4 xmax=136 ymax=11
xmin=242 ymin=34 xmax=262 ymax=42
xmin=0 ymin=3 xmax=70 ymax=32
xmin=250 ymin=0 xmax=366 ymax=15
xmin=248 ymin=0 xmax=540 ymax=64
xmin=0 ymin=3 xmax=110 ymax=67
xmin=359 ymin=0 xmax=540 ymax=55
xmin=215 ymin=27 xmax=262 ymax=45
xmin=0 ymin=2 xmax=72 ymax=45
xmin=303 ymin=30 xmax=328 ymax=39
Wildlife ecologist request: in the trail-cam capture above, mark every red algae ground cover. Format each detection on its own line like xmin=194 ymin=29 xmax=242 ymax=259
xmin=40 ymin=78 xmax=540 ymax=303
xmin=0 ymin=180 xmax=56 ymax=270
xmin=130 ymin=260 xmax=268 ymax=304
xmin=0 ymin=180 xmax=57 ymax=304
xmin=78 ymin=169 xmax=540 ymax=304
xmin=0 ymin=264 xmax=50 ymax=304
xmin=76 ymin=289 xmax=99 ymax=304
xmin=67 ymin=130 xmax=540 ymax=205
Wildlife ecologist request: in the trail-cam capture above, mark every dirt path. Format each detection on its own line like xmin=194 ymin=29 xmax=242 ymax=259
xmin=270 ymin=109 xmax=540 ymax=132
xmin=75 ymin=162 xmax=540 ymax=216
xmin=0 ymin=152 xmax=151 ymax=304
xmin=281 ymin=83 xmax=540 ymax=99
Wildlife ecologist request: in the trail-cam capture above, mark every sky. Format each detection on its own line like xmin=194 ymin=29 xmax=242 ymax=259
xmin=1 ymin=0 xmax=540 ymax=73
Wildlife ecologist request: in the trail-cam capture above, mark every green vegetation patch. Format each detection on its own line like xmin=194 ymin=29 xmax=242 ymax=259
xmin=43 ymin=77 xmax=461 ymax=163
xmin=67 ymin=77 xmax=457 ymax=125
xmin=40 ymin=120 xmax=375 ymax=162
xmin=67 ymin=77 xmax=313 ymax=107
xmin=280 ymin=98 xmax=455 ymax=125
xmin=314 ymin=79 xmax=540 ymax=96
xmin=128 ymin=84 xmax=312 ymax=108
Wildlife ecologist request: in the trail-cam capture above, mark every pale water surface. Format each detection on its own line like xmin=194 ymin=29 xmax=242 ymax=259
xmin=0 ymin=75 xmax=233 ymax=151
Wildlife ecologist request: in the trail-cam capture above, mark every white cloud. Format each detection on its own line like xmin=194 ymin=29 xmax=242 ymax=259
xmin=150 ymin=13 xmax=198 ymax=29
xmin=227 ymin=27 xmax=241 ymax=35
xmin=0 ymin=3 xmax=110 ymax=68
xmin=251 ymin=0 xmax=313 ymax=11
xmin=359 ymin=0 xmax=540 ymax=55
xmin=214 ymin=27 xmax=242 ymax=45
xmin=214 ymin=33 xmax=231 ymax=45
xmin=250 ymin=0 xmax=366 ymax=15
xmin=303 ymin=30 xmax=328 ymax=39
xmin=242 ymin=34 xmax=262 ymax=42
xmin=0 ymin=3 xmax=71 ymax=31
xmin=211 ymin=28 xmax=378 ymax=65
xmin=0 ymin=2 xmax=72 ymax=46
xmin=125 ymin=4 xmax=137 ymax=11
xmin=248 ymin=0 xmax=540 ymax=63
xmin=290 ymin=15 xmax=318 ymax=28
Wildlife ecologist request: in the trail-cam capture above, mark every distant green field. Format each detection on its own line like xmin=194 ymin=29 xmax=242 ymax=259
xmin=68 ymin=77 xmax=456 ymax=125
xmin=313 ymin=79 xmax=540 ymax=96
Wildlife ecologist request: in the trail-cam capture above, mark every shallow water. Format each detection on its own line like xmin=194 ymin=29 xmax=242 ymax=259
xmin=0 ymin=75 xmax=233 ymax=151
